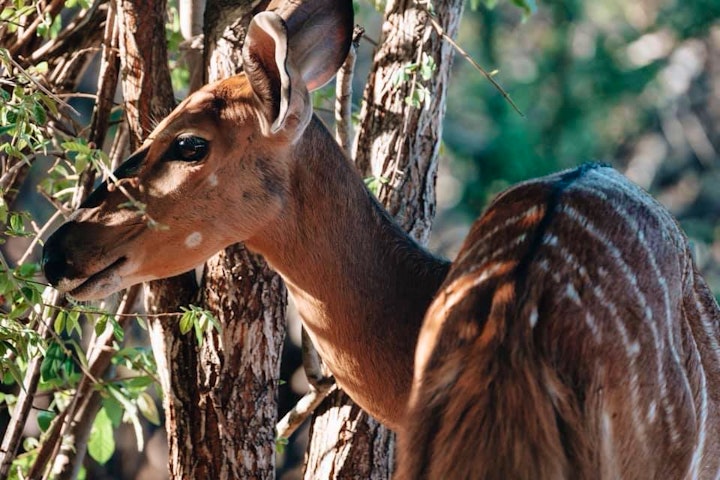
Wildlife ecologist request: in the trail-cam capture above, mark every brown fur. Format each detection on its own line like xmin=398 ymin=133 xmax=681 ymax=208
xmin=397 ymin=164 xmax=720 ymax=479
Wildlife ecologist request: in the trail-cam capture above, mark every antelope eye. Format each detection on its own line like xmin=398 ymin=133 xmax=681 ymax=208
xmin=172 ymin=134 xmax=208 ymax=162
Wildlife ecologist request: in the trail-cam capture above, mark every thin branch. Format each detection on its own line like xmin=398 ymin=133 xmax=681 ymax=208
xmin=276 ymin=382 xmax=337 ymax=441
xmin=335 ymin=25 xmax=365 ymax=156
xmin=335 ymin=25 xmax=363 ymax=154
xmin=0 ymin=50 xmax=80 ymax=118
xmin=424 ymin=10 xmax=524 ymax=117
xmin=8 ymin=0 xmax=65 ymax=57
xmin=17 ymin=208 xmax=64 ymax=265
xmin=30 ymin=0 xmax=105 ymax=62
xmin=46 ymin=286 xmax=141 ymax=480
xmin=274 ymin=327 xmax=338 ymax=440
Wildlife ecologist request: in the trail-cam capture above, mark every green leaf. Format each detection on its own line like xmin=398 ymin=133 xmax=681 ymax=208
xmin=107 ymin=385 xmax=144 ymax=451
xmin=66 ymin=310 xmax=81 ymax=336
xmin=32 ymin=103 xmax=46 ymax=125
xmin=137 ymin=391 xmax=160 ymax=425
xmin=88 ymin=407 xmax=115 ymax=464
xmin=95 ymin=314 xmax=108 ymax=336
xmin=16 ymin=262 xmax=38 ymax=278
xmin=122 ymin=375 xmax=154 ymax=390
xmin=276 ymin=436 xmax=289 ymax=454
xmin=37 ymin=410 xmax=55 ymax=432
xmin=102 ymin=396 xmax=123 ymax=428
xmin=135 ymin=316 xmax=147 ymax=330
xmin=510 ymin=0 xmax=536 ymax=18
xmin=110 ymin=317 xmax=124 ymax=342
xmin=179 ymin=310 xmax=194 ymax=335
xmin=53 ymin=311 xmax=66 ymax=335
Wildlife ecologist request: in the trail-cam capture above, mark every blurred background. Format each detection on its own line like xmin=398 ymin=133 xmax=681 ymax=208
xmin=433 ymin=0 xmax=720 ymax=295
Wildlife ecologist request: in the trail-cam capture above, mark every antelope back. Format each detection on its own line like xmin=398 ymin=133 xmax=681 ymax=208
xmin=398 ymin=163 xmax=720 ymax=479
xmin=42 ymin=0 xmax=353 ymax=300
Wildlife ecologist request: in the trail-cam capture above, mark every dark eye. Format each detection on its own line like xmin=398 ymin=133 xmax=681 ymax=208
xmin=172 ymin=134 xmax=208 ymax=162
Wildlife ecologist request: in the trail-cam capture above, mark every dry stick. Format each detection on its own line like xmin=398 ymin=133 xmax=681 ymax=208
xmin=29 ymin=286 xmax=138 ymax=480
xmin=425 ymin=11 xmax=524 ymax=117
xmin=1 ymin=47 xmax=80 ymax=118
xmin=108 ymin=122 xmax=129 ymax=170
xmin=276 ymin=383 xmax=339 ymax=441
xmin=17 ymin=209 xmax=64 ymax=265
xmin=0 ymin=7 xmax=116 ymax=474
xmin=30 ymin=0 xmax=104 ymax=62
xmin=32 ymin=10 xmax=125 ymax=478
xmin=334 ymin=25 xmax=364 ymax=154
xmin=7 ymin=0 xmax=65 ymax=57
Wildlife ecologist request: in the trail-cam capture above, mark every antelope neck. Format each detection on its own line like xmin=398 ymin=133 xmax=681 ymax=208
xmin=247 ymin=116 xmax=450 ymax=428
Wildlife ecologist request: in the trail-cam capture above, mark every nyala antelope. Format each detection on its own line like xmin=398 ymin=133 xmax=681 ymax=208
xmin=42 ymin=0 xmax=720 ymax=478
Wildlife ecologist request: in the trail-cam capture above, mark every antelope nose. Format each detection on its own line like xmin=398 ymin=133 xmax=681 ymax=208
xmin=42 ymin=222 xmax=75 ymax=286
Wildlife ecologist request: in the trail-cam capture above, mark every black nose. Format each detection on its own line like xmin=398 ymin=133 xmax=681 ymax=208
xmin=42 ymin=222 xmax=75 ymax=286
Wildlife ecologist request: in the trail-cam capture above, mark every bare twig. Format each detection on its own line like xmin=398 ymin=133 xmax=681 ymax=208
xmin=1 ymin=50 xmax=80 ymax=118
xmin=276 ymin=382 xmax=337 ymax=441
xmin=30 ymin=0 xmax=105 ymax=62
xmin=275 ymin=327 xmax=338 ymax=439
xmin=424 ymin=9 xmax=524 ymax=117
xmin=8 ymin=0 xmax=65 ymax=57
xmin=17 ymin=209 xmax=64 ymax=265
xmin=109 ymin=122 xmax=129 ymax=170
xmin=334 ymin=25 xmax=363 ymax=154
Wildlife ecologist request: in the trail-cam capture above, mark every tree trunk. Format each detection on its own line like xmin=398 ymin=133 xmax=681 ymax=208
xmin=304 ymin=0 xmax=464 ymax=477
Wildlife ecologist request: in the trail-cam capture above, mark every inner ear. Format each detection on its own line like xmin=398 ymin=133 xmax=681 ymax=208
xmin=242 ymin=12 xmax=291 ymax=134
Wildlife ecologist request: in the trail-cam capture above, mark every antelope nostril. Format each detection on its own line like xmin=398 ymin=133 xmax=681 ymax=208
xmin=42 ymin=244 xmax=69 ymax=287
xmin=42 ymin=222 xmax=76 ymax=286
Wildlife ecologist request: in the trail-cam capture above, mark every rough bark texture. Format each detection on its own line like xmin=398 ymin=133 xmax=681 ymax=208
xmin=145 ymin=274 xmax=202 ymax=479
xmin=304 ymin=394 xmax=395 ymax=478
xmin=354 ymin=0 xmax=464 ymax=242
xmin=305 ymin=0 xmax=464 ymax=477
xmin=115 ymin=0 xmax=285 ymax=478
xmin=116 ymin=0 xmax=176 ymax=146
xmin=197 ymin=248 xmax=286 ymax=478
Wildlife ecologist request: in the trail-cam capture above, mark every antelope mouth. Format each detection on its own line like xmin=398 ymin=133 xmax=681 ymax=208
xmin=65 ymin=256 xmax=127 ymax=300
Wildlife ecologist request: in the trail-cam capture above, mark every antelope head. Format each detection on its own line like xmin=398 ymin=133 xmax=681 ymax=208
xmin=42 ymin=1 xmax=353 ymax=300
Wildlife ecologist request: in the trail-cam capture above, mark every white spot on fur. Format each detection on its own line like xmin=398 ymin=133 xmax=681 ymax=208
xmin=185 ymin=232 xmax=203 ymax=248
xmin=208 ymin=173 xmax=219 ymax=187
xmin=529 ymin=307 xmax=539 ymax=328
xmin=647 ymin=400 xmax=657 ymax=422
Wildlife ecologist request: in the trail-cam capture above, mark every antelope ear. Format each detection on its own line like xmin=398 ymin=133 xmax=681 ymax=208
xmin=242 ymin=12 xmax=292 ymax=135
xmin=268 ymin=0 xmax=354 ymax=91
xmin=242 ymin=1 xmax=353 ymax=136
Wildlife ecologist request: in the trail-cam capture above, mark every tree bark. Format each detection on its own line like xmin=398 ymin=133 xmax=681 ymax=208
xmin=305 ymin=0 xmax=464 ymax=477
xmin=354 ymin=0 xmax=464 ymax=241
xmin=115 ymin=0 xmax=175 ymax=146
